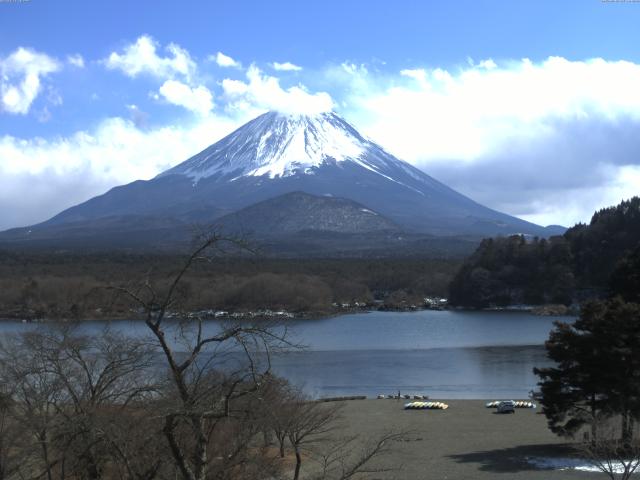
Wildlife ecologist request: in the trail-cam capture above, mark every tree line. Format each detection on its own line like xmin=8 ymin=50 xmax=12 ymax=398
xmin=0 ymin=252 xmax=459 ymax=320
xmin=449 ymin=197 xmax=640 ymax=308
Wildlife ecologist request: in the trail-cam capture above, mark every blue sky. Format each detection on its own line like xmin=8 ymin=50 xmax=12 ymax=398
xmin=1 ymin=0 xmax=640 ymax=229
xmin=6 ymin=1 xmax=640 ymax=68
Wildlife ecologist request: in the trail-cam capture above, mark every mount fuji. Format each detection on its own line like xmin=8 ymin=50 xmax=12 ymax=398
xmin=0 ymin=111 xmax=563 ymax=253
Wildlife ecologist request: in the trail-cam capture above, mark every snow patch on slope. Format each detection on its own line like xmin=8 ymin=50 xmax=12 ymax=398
xmin=246 ymin=114 xmax=366 ymax=178
xmin=158 ymin=111 xmax=437 ymax=197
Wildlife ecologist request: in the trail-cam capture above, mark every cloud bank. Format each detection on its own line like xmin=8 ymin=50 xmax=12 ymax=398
xmin=1 ymin=37 xmax=640 ymax=231
xmin=345 ymin=57 xmax=640 ymax=226
xmin=0 ymin=115 xmax=241 ymax=229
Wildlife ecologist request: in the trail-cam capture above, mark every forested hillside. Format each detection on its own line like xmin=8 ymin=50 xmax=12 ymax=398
xmin=0 ymin=253 xmax=460 ymax=320
xmin=449 ymin=197 xmax=640 ymax=307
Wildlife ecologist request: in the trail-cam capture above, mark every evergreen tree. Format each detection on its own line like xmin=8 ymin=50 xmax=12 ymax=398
xmin=610 ymin=245 xmax=640 ymax=303
xmin=450 ymin=197 xmax=640 ymax=307
xmin=535 ymin=299 xmax=640 ymax=444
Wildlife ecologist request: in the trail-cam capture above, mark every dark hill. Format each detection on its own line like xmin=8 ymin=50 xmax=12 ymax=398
xmin=216 ymin=191 xmax=400 ymax=235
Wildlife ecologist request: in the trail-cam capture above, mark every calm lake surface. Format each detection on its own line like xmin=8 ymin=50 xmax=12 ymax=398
xmin=0 ymin=310 xmax=570 ymax=399
xmin=276 ymin=310 xmax=562 ymax=399
xmin=0 ymin=310 xmax=565 ymax=399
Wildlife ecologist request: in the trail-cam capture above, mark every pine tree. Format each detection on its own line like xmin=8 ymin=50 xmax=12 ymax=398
xmin=535 ymin=299 xmax=640 ymax=443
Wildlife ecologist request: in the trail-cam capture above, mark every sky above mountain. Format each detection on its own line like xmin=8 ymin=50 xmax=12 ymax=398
xmin=1 ymin=0 xmax=640 ymax=230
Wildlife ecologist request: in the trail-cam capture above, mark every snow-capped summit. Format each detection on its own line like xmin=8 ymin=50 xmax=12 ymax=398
xmin=0 ymin=110 xmax=563 ymax=250
xmin=160 ymin=111 xmax=412 ymax=184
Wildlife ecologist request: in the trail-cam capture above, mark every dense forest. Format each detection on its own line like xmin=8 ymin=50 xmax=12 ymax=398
xmin=449 ymin=197 xmax=640 ymax=308
xmin=0 ymin=251 xmax=460 ymax=320
xmin=4 ymin=197 xmax=638 ymax=318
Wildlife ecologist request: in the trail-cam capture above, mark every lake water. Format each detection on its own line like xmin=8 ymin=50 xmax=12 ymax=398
xmin=275 ymin=310 xmax=562 ymax=399
xmin=0 ymin=310 xmax=566 ymax=399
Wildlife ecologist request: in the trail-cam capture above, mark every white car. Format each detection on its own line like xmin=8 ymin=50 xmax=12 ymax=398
xmin=497 ymin=400 xmax=516 ymax=414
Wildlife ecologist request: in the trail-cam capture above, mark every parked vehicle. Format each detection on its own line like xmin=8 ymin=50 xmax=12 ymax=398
xmin=497 ymin=400 xmax=516 ymax=414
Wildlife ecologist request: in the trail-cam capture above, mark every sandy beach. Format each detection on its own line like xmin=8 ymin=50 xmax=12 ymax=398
xmin=324 ymin=399 xmax=595 ymax=480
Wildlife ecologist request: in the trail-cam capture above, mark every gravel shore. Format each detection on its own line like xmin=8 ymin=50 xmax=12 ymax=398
xmin=325 ymin=399 xmax=595 ymax=480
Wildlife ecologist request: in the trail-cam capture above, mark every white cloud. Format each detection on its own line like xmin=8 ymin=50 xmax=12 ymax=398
xmin=342 ymin=56 xmax=640 ymax=225
xmin=353 ymin=57 xmax=640 ymax=162
xmin=518 ymin=165 xmax=640 ymax=227
xmin=105 ymin=35 xmax=217 ymax=115
xmin=104 ymin=35 xmax=195 ymax=80
xmin=212 ymin=51 xmax=241 ymax=68
xmin=0 ymin=47 xmax=61 ymax=115
xmin=158 ymin=79 xmax=214 ymax=115
xmin=399 ymin=68 xmax=427 ymax=82
xmin=222 ymin=65 xmax=333 ymax=115
xmin=67 ymin=54 xmax=85 ymax=68
xmin=478 ymin=58 xmax=497 ymax=70
xmin=4 ymin=47 xmax=640 ymax=229
xmin=0 ymin=114 xmax=244 ymax=229
xmin=272 ymin=61 xmax=302 ymax=72
xmin=220 ymin=78 xmax=249 ymax=96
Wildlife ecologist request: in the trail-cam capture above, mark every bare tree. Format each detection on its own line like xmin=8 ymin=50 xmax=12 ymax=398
xmin=0 ymin=326 xmax=160 ymax=480
xmin=285 ymin=396 xmax=342 ymax=480
xmin=0 ymin=331 xmax=66 ymax=480
xmin=258 ymin=376 xmax=297 ymax=458
xmin=276 ymin=388 xmax=406 ymax=480
xmin=35 ymin=327 xmax=158 ymax=480
xmin=580 ymin=418 xmax=640 ymax=480
xmin=113 ymin=232 xmax=293 ymax=480
xmin=0 ymin=391 xmax=23 ymax=480
xmin=309 ymin=431 xmax=406 ymax=480
xmin=102 ymin=409 xmax=170 ymax=480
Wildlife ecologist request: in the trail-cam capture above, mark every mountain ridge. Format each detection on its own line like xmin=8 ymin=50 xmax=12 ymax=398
xmin=0 ymin=110 xmax=564 ymax=252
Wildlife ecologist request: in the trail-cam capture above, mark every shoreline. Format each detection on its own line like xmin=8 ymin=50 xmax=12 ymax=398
xmin=0 ymin=305 xmax=426 ymax=323
xmin=328 ymin=399 xmax=587 ymax=479
xmin=318 ymin=395 xmax=538 ymax=402
xmin=0 ymin=303 xmax=574 ymax=323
